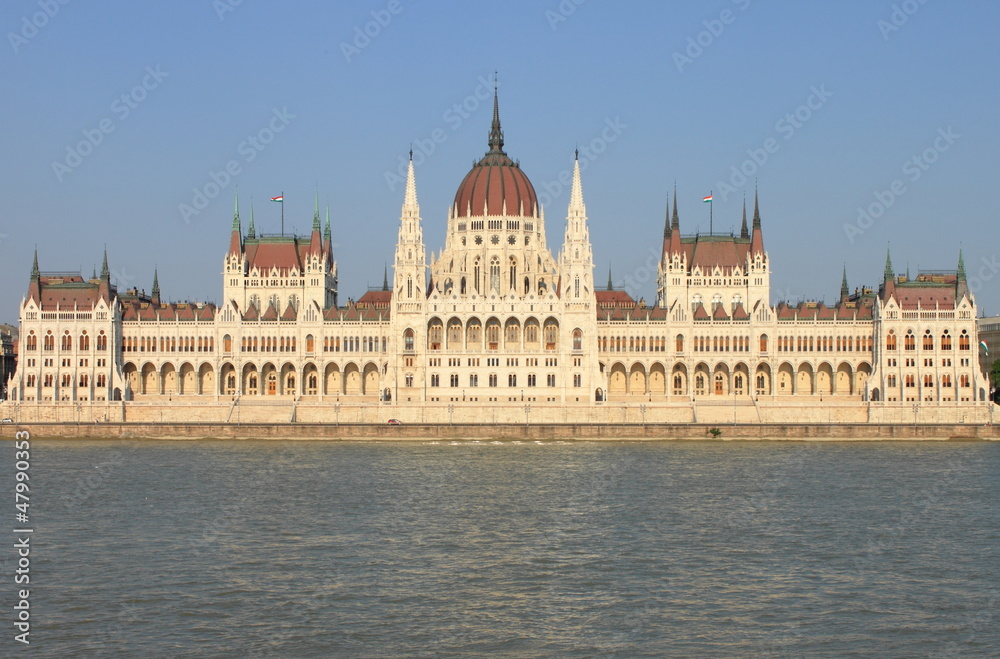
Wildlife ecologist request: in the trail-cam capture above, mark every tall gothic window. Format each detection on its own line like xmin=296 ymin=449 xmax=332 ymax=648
xmin=490 ymin=257 xmax=500 ymax=293
xmin=509 ymin=257 xmax=517 ymax=291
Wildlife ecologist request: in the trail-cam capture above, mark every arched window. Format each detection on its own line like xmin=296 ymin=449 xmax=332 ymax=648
xmin=485 ymin=319 xmax=501 ymax=349
xmin=676 ymin=334 xmax=685 ymax=353
xmin=904 ymin=330 xmax=915 ymax=351
xmin=524 ymin=319 xmax=539 ymax=344
xmin=448 ymin=319 xmax=463 ymax=348
xmin=490 ymin=257 xmax=501 ymax=293
xmin=923 ymin=330 xmax=933 ymax=351
xmin=427 ymin=320 xmax=443 ymax=350
xmin=305 ymin=334 xmax=314 ymax=353
xmin=460 ymin=277 xmax=466 ymax=295
xmin=61 ymin=332 xmax=72 ymax=351
xmin=474 ymin=260 xmax=481 ymax=294
xmin=886 ymin=331 xmax=897 ymax=351
xmin=543 ymin=319 xmax=558 ymax=349
xmin=573 ymin=329 xmax=582 ymax=351
xmin=959 ymin=330 xmax=970 ymax=350
xmin=941 ymin=331 xmax=952 ymax=350
xmin=223 ymin=334 xmax=232 ymax=353
xmin=79 ymin=332 xmax=90 ymax=351
xmin=509 ymin=257 xmax=517 ymax=291
xmin=466 ymin=319 xmax=482 ymax=346
xmin=759 ymin=334 xmax=768 ymax=353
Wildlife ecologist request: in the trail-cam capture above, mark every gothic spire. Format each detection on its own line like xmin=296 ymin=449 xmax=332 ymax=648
xmin=663 ymin=194 xmax=671 ymax=239
xmin=403 ymin=149 xmax=419 ymax=213
xmin=607 ymin=265 xmax=613 ymax=291
xmin=752 ymin=186 xmax=761 ymax=229
xmin=957 ymin=248 xmax=966 ymax=281
xmin=382 ymin=264 xmax=389 ymax=291
xmin=324 ymin=205 xmax=332 ymax=242
xmin=151 ymin=267 xmax=160 ymax=305
xmin=884 ymin=246 xmax=894 ymax=282
xmin=671 ymin=183 xmax=680 ymax=230
xmin=231 ymin=192 xmax=241 ymax=232
xmin=840 ymin=264 xmax=849 ymax=301
xmin=247 ymin=200 xmax=256 ymax=239
xmin=487 ymin=80 xmax=504 ymax=154
xmin=313 ymin=188 xmax=321 ymax=231
xmin=740 ymin=197 xmax=749 ymax=239
xmin=31 ymin=248 xmax=39 ymax=278
xmin=750 ymin=187 xmax=765 ymax=256
xmin=100 ymin=246 xmax=109 ymax=279
xmin=568 ymin=148 xmax=585 ymax=215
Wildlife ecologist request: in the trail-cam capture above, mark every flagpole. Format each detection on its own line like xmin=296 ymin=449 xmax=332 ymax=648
xmin=281 ymin=190 xmax=284 ymax=236
xmin=709 ymin=190 xmax=713 ymax=235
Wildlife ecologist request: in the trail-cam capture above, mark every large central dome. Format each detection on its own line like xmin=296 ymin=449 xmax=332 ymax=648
xmin=453 ymin=92 xmax=538 ymax=218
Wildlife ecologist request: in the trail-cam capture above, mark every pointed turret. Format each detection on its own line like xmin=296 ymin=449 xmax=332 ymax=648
xmin=151 ymin=268 xmax=161 ymax=306
xmin=393 ymin=148 xmax=426 ymax=304
xmin=607 ymin=266 xmax=614 ymax=291
xmin=382 ymin=264 xmax=389 ymax=292
xmin=229 ymin=194 xmax=243 ymax=254
xmin=310 ymin=189 xmax=322 ymax=257
xmin=27 ymin=248 xmax=40 ymax=302
xmin=669 ymin=185 xmax=682 ymax=255
xmin=568 ymin=149 xmax=585 ymax=216
xmin=884 ymin=246 xmax=894 ymax=283
xmin=840 ymin=265 xmax=849 ymax=303
xmin=957 ymin=249 xmax=969 ymax=300
xmin=661 ymin=194 xmax=672 ymax=265
xmin=247 ymin=201 xmax=256 ymax=239
xmin=403 ymin=149 xmax=419 ymax=214
xmin=750 ymin=187 xmax=765 ymax=256
xmin=324 ymin=205 xmax=333 ymax=263
xmin=312 ymin=189 xmax=321 ymax=232
xmin=740 ymin=197 xmax=749 ymax=239
xmin=487 ymin=82 xmax=504 ymax=155
xmin=98 ymin=246 xmax=111 ymax=301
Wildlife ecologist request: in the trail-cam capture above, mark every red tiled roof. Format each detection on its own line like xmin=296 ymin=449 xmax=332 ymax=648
xmin=595 ymin=290 xmax=636 ymax=308
xmin=692 ymin=303 xmax=710 ymax=320
xmin=357 ymin=290 xmax=392 ymax=309
xmin=732 ymin=303 xmax=749 ymax=320
xmin=712 ymin=304 xmax=729 ymax=320
xmin=243 ymin=305 xmax=259 ymax=321
xmin=280 ymin=303 xmax=297 ymax=321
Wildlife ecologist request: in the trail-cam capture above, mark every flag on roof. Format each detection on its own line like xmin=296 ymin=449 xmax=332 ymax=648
xmin=270 ymin=195 xmax=283 ymax=202
xmin=981 ymin=340 xmax=989 ymax=355
xmin=702 ymin=195 xmax=713 ymax=203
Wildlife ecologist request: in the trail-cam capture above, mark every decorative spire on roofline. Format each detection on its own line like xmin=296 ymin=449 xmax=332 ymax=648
xmin=31 ymin=248 xmax=39 ymax=279
xmin=487 ymin=75 xmax=504 ymax=155
xmin=740 ymin=196 xmax=749 ymax=239
xmin=884 ymin=245 xmax=894 ymax=282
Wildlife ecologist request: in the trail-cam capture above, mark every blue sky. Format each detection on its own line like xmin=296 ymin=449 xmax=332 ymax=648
xmin=2 ymin=0 xmax=998 ymax=320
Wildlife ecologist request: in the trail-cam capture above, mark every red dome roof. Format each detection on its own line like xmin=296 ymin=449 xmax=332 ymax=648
xmin=453 ymin=93 xmax=537 ymax=218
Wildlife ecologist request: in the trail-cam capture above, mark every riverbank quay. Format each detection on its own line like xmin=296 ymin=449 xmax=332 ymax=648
xmin=1 ymin=422 xmax=997 ymax=441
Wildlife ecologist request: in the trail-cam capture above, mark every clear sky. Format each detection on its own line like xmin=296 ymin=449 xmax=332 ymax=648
xmin=2 ymin=0 xmax=998 ymax=320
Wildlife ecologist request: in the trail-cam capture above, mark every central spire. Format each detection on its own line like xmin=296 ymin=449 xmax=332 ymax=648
xmin=487 ymin=78 xmax=504 ymax=154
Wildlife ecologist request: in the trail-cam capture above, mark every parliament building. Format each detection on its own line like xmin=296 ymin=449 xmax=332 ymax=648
xmin=2 ymin=92 xmax=991 ymax=425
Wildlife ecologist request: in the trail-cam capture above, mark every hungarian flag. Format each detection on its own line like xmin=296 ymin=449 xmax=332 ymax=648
xmin=981 ymin=340 xmax=989 ymax=355
xmin=702 ymin=195 xmax=713 ymax=203
xmin=270 ymin=195 xmax=283 ymax=202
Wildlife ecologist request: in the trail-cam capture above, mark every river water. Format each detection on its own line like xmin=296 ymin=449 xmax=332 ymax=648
xmin=6 ymin=439 xmax=999 ymax=657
